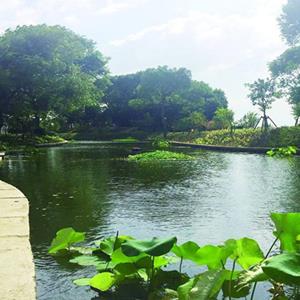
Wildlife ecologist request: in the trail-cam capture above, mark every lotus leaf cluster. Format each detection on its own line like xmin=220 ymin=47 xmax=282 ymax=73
xmin=49 ymin=213 xmax=300 ymax=299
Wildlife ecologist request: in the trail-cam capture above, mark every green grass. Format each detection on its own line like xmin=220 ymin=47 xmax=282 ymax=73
xmin=112 ymin=137 xmax=139 ymax=143
xmin=34 ymin=135 xmax=66 ymax=144
xmin=128 ymin=150 xmax=193 ymax=161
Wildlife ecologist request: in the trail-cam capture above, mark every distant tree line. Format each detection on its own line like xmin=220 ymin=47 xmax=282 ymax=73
xmin=0 ymin=24 xmax=231 ymax=136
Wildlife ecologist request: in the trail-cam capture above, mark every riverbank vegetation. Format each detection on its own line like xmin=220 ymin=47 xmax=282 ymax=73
xmin=49 ymin=213 xmax=300 ymax=300
xmin=167 ymin=127 xmax=300 ymax=148
xmin=0 ymin=0 xmax=300 ymax=151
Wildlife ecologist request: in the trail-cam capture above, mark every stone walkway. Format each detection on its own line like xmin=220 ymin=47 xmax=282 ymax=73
xmin=0 ymin=180 xmax=36 ymax=299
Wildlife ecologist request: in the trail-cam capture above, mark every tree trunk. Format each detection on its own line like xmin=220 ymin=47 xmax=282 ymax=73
xmin=161 ymin=101 xmax=167 ymax=138
xmin=262 ymin=111 xmax=268 ymax=131
xmin=295 ymin=117 xmax=299 ymax=126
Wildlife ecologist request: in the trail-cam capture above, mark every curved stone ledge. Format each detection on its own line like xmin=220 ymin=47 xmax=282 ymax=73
xmin=170 ymin=141 xmax=300 ymax=155
xmin=0 ymin=180 xmax=36 ymax=299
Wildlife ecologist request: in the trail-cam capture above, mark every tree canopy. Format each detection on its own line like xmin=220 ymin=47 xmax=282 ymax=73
xmin=0 ymin=24 xmax=109 ymax=134
xmin=279 ymin=0 xmax=300 ymax=46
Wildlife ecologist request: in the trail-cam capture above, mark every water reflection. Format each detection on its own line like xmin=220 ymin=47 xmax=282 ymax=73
xmin=0 ymin=144 xmax=299 ymax=299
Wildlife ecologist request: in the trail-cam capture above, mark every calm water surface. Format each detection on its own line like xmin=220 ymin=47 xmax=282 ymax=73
xmin=0 ymin=143 xmax=300 ymax=299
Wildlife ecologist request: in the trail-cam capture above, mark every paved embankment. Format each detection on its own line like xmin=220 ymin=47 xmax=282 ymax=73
xmin=171 ymin=141 xmax=300 ymax=155
xmin=0 ymin=180 xmax=36 ymax=299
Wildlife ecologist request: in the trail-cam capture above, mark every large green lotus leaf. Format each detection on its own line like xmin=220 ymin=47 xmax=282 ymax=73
xmin=114 ymin=262 xmax=139 ymax=276
xmin=111 ymin=248 xmax=147 ymax=264
xmin=231 ymin=238 xmax=264 ymax=269
xmin=152 ymin=270 xmax=189 ymax=291
xmin=172 ymin=241 xmax=200 ymax=261
xmin=177 ymin=276 xmax=198 ymax=300
xmin=271 ymin=213 xmax=300 ymax=252
xmin=73 ymin=278 xmax=91 ymax=286
xmin=69 ymin=255 xmax=104 ymax=267
xmin=178 ymin=270 xmax=226 ymax=300
xmin=222 ymin=279 xmax=250 ymax=298
xmin=193 ymin=245 xmax=226 ymax=269
xmin=121 ymin=237 xmax=177 ymax=257
xmin=190 ymin=270 xmax=226 ymax=300
xmin=236 ymin=264 xmax=269 ymax=291
xmin=49 ymin=227 xmax=85 ymax=255
xmin=89 ymin=272 xmax=116 ymax=291
xmin=262 ymin=253 xmax=300 ymax=285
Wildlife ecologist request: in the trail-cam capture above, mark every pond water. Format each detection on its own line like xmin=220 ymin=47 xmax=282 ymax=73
xmin=0 ymin=143 xmax=300 ymax=299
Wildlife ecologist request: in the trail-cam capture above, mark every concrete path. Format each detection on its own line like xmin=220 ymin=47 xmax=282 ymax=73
xmin=0 ymin=180 xmax=36 ymax=299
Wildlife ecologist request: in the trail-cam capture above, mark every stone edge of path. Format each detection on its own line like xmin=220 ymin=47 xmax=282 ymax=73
xmin=0 ymin=180 xmax=36 ymax=300
xmin=170 ymin=141 xmax=300 ymax=155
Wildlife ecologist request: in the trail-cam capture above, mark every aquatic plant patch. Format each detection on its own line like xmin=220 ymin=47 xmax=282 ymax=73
xmin=49 ymin=213 xmax=300 ymax=299
xmin=128 ymin=150 xmax=194 ymax=161
xmin=266 ymin=146 xmax=298 ymax=157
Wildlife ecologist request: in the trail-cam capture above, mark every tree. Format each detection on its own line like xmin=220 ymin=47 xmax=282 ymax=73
xmin=136 ymin=66 xmax=192 ymax=137
xmin=279 ymin=0 xmax=300 ymax=46
xmin=246 ymin=79 xmax=277 ymax=130
xmin=0 ymin=24 xmax=109 ymax=134
xmin=212 ymin=108 xmax=234 ymax=129
xmin=237 ymin=112 xmax=260 ymax=129
xmin=269 ymin=0 xmax=300 ymax=126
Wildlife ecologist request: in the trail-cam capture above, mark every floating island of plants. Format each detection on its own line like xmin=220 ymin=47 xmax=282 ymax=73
xmin=128 ymin=150 xmax=194 ymax=161
xmin=49 ymin=212 xmax=300 ymax=299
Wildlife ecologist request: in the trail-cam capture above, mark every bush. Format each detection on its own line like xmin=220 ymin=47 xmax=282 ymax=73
xmin=152 ymin=138 xmax=169 ymax=149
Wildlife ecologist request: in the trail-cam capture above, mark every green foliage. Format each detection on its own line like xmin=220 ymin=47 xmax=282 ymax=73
xmin=128 ymin=150 xmax=194 ymax=161
xmin=212 ymin=108 xmax=234 ymax=129
xmin=122 ymin=237 xmax=177 ymax=257
xmin=152 ymin=138 xmax=170 ymax=149
xmin=262 ymin=253 xmax=300 ymax=285
xmin=246 ymin=78 xmax=277 ymax=130
xmin=0 ymin=24 xmax=109 ymax=134
xmin=89 ymin=272 xmax=116 ymax=291
xmin=169 ymin=126 xmax=300 ymax=148
xmin=278 ymin=0 xmax=300 ymax=46
xmin=271 ymin=212 xmax=300 ymax=252
xmin=237 ymin=112 xmax=260 ymax=129
xmin=48 ymin=227 xmax=85 ymax=255
xmin=267 ymin=146 xmax=298 ymax=157
xmin=34 ymin=135 xmax=66 ymax=144
xmin=194 ymin=128 xmax=262 ymax=147
xmin=49 ymin=212 xmax=300 ymax=299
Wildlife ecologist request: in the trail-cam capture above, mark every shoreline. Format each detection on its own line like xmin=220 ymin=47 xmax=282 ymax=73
xmin=0 ymin=180 xmax=36 ymax=299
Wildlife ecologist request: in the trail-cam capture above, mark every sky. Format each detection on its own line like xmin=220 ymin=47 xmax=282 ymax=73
xmin=0 ymin=0 xmax=293 ymax=125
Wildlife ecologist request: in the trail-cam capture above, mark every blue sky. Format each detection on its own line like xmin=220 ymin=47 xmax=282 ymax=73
xmin=0 ymin=0 xmax=293 ymax=124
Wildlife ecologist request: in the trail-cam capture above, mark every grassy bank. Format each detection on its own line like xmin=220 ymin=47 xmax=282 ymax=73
xmin=0 ymin=134 xmax=66 ymax=152
xmin=167 ymin=126 xmax=300 ymax=148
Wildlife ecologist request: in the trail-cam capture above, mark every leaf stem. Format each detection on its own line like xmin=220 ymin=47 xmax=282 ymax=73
xmin=229 ymin=258 xmax=237 ymax=300
xmin=179 ymin=256 xmax=183 ymax=273
xmin=250 ymin=235 xmax=279 ymax=300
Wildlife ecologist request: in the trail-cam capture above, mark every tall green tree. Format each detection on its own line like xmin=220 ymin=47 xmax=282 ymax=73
xmin=136 ymin=66 xmax=192 ymax=137
xmin=0 ymin=24 xmax=109 ymax=134
xmin=212 ymin=108 xmax=234 ymax=129
xmin=246 ymin=79 xmax=277 ymax=130
xmin=279 ymin=0 xmax=300 ymax=46
xmin=270 ymin=0 xmax=300 ymax=126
